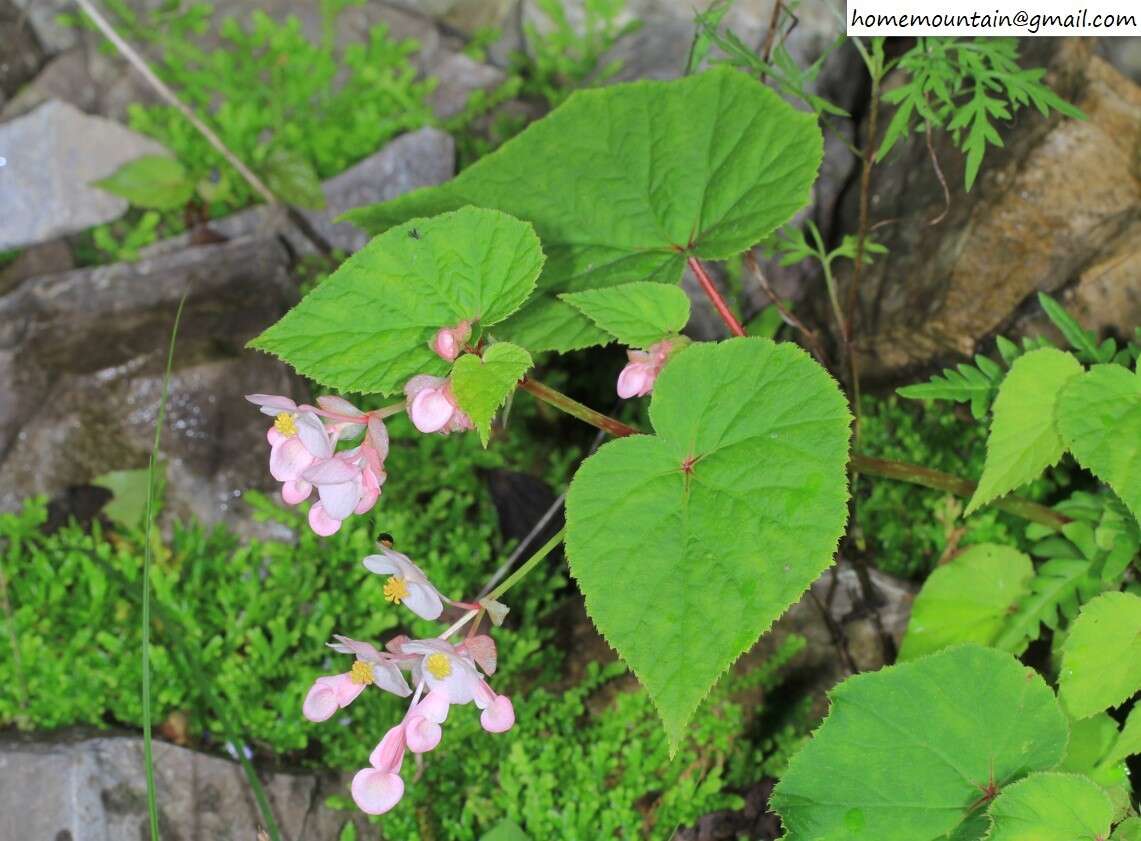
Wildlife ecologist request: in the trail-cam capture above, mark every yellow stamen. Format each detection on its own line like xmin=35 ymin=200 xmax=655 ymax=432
xmin=350 ymin=660 xmax=375 ymax=685
xmin=383 ymin=576 xmax=410 ymax=604
xmin=425 ymin=653 xmax=452 ymax=679
xmin=274 ymin=412 xmax=298 ymax=437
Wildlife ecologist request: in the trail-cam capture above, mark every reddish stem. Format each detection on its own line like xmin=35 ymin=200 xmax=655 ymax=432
xmin=519 ymin=378 xmax=639 ymax=438
xmin=688 ymin=256 xmax=746 ymax=337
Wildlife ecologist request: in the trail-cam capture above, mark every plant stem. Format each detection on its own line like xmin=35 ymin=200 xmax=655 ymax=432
xmin=484 ymin=527 xmax=567 ymax=603
xmin=519 ymin=378 xmax=639 ymax=437
xmin=141 ymin=294 xmax=186 ymax=841
xmin=850 ymin=454 xmax=1068 ymax=529
xmin=687 ymin=256 xmax=746 ymax=337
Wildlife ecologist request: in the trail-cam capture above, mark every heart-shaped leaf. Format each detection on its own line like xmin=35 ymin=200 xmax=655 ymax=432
xmin=560 ymin=282 xmax=690 ymax=348
xmin=1059 ymin=591 xmax=1141 ymax=719
xmin=249 ymin=206 xmax=543 ymax=394
xmin=899 ymin=543 xmax=1033 ymax=660
xmin=343 ymin=67 xmax=823 ymax=353
xmin=771 ymin=645 xmax=1069 ymax=841
xmin=986 ymin=772 xmax=1113 ymax=841
xmin=1057 ymin=364 xmax=1141 ymax=524
xmin=565 ymin=338 xmax=850 ymax=748
xmin=451 ymin=342 xmax=532 ymax=446
xmin=966 ymin=348 xmax=1083 ymax=515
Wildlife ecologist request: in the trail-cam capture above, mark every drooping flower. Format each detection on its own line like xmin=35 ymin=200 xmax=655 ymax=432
xmin=246 ymin=394 xmax=332 ymax=503
xmin=362 ymin=547 xmax=444 ymax=620
xmin=430 ymin=320 xmax=472 ymax=363
xmin=302 ymin=636 xmax=411 ymax=722
xmin=616 ymin=340 xmax=677 ymax=399
xmin=351 ymin=723 xmax=407 ymax=815
xmin=400 ymin=638 xmax=515 ymax=733
xmin=404 ymin=375 xmax=474 ymax=435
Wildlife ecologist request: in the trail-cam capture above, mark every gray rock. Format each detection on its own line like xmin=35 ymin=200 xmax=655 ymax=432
xmin=0 ymin=0 xmax=45 ymax=104
xmin=428 ymin=51 xmax=507 ymax=119
xmin=0 ymin=46 xmax=160 ymax=123
xmin=0 ymin=730 xmax=367 ymax=841
xmin=0 ymin=99 xmax=170 ymax=251
xmin=0 ymin=239 xmax=73 ymax=296
xmin=0 ymin=236 xmax=306 ymax=533
xmin=837 ymin=40 xmax=1141 ymax=379
xmin=143 ymin=127 xmax=455 ymax=258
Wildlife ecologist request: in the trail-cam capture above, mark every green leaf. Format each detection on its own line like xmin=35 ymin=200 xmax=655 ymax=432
xmin=343 ymin=67 xmax=823 ymax=353
xmin=262 ymin=147 xmax=326 ymax=210
xmin=1057 ymin=365 xmax=1141 ymax=523
xmin=1103 ymin=705 xmax=1141 ymax=767
xmin=1038 ymin=292 xmax=1107 ymax=364
xmin=249 ymin=207 xmax=544 ymax=394
xmin=1113 ymin=818 xmax=1141 ymax=841
xmin=91 ymin=466 xmax=162 ymax=527
xmin=1059 ymin=591 xmax=1141 ymax=718
xmin=1059 ymin=712 xmax=1120 ymax=776
xmin=993 ymin=558 xmax=1100 ymax=655
xmin=451 ymin=342 xmax=532 ymax=446
xmin=897 ymin=360 xmax=1005 ymax=421
xmin=565 ymin=338 xmax=850 ymax=749
xmin=559 ymin=282 xmax=690 ymax=348
xmin=91 ymin=155 xmax=194 ymax=210
xmin=966 ymin=348 xmax=1083 ymax=515
xmin=899 ymin=544 xmax=1033 ymax=660
xmin=772 ymin=645 xmax=1069 ymax=841
xmin=986 ymin=772 xmax=1113 ymax=841
xmin=480 ymin=820 xmax=530 ymax=841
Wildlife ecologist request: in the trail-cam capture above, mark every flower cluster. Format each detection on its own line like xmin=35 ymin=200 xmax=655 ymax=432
xmin=246 ymin=394 xmax=389 ymax=536
xmin=617 ymin=339 xmax=679 ymax=399
xmin=303 ymin=547 xmax=514 ymax=815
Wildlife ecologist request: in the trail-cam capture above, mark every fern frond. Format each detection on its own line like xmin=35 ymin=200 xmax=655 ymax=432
xmin=992 ymin=558 xmax=1100 ymax=655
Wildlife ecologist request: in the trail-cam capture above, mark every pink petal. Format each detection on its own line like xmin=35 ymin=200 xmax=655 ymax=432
xmin=366 ymin=417 xmax=390 ymax=465
xmin=404 ymin=714 xmax=442 ymax=753
xmin=308 ymin=502 xmax=342 ymax=536
xmin=294 ymin=413 xmax=332 ymax=459
xmin=354 ymin=468 xmax=380 ymax=515
xmin=302 ymin=679 xmax=339 ymax=722
xmin=317 ymin=395 xmax=364 ymax=418
xmin=281 ymin=479 xmax=312 ymax=505
xmin=370 ymin=659 xmax=412 ymax=697
xmin=369 ymin=723 xmax=407 ymax=772
xmin=267 ymin=428 xmax=286 ymax=446
xmin=329 ymin=636 xmax=384 ymax=661
xmin=316 ymin=477 xmax=362 ymax=520
xmin=415 ymin=689 xmax=451 ymax=725
xmin=270 ymin=437 xmax=316 ymax=482
xmin=461 ymin=635 xmax=498 ymax=676
xmin=471 ymin=678 xmax=497 ymax=710
xmin=351 ymin=768 xmax=404 ymax=815
xmin=617 ymin=362 xmax=655 ymax=399
xmin=409 ymin=387 xmax=455 ymax=434
xmin=404 ymin=374 xmax=447 ymax=401
xmin=402 ymin=583 xmax=444 ymax=621
xmin=480 ymin=694 xmax=515 ymax=733
xmin=302 ymin=457 xmax=362 ymax=485
xmin=320 ymin=673 xmax=367 ymax=707
xmin=247 ymin=394 xmax=298 ymax=415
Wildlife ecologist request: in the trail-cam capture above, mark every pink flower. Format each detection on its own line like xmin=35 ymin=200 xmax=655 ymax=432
xmin=352 ymin=723 xmax=407 ymax=815
xmin=404 ymin=375 xmax=474 ymax=435
xmin=430 ymin=320 xmax=472 ymax=362
xmin=246 ymin=394 xmax=332 ymax=503
xmin=300 ymin=417 xmax=389 ymax=536
xmin=401 ymin=638 xmax=515 ymax=733
xmin=362 ymin=547 xmax=444 ymax=621
xmin=616 ymin=340 xmax=676 ymax=399
xmin=302 ymin=636 xmax=411 ymax=722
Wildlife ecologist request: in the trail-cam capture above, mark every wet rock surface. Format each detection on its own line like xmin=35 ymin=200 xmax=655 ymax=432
xmin=840 ymin=40 xmax=1141 ymax=379
xmin=0 ymin=730 xmax=366 ymax=841
xmin=0 ymin=236 xmax=303 ymax=531
xmin=0 ymin=99 xmax=171 ymax=251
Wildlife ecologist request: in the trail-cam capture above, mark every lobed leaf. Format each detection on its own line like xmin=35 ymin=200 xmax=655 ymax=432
xmin=772 ymin=645 xmax=1069 ymax=841
xmin=249 ymin=207 xmax=543 ymax=394
xmin=565 ymin=338 xmax=850 ymax=750
xmin=342 ymin=67 xmax=823 ymax=353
